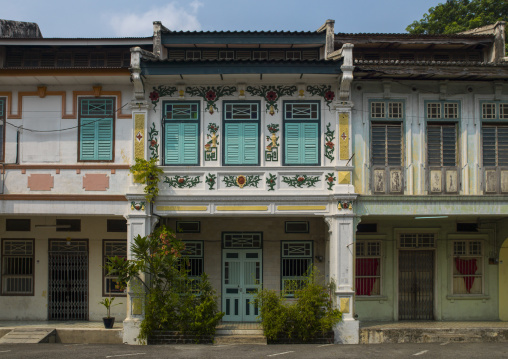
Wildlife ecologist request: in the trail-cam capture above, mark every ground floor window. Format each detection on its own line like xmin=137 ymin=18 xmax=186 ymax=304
xmin=103 ymin=240 xmax=127 ymax=296
xmin=453 ymin=240 xmax=483 ymax=294
xmin=1 ymin=239 xmax=34 ymax=295
xmin=355 ymin=241 xmax=381 ymax=296
xmin=281 ymin=241 xmax=313 ymax=295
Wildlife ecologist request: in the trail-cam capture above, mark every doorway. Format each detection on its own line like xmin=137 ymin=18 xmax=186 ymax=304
xmin=222 ymin=233 xmax=262 ymax=322
xmin=48 ymin=240 xmax=88 ymax=320
xmin=398 ymin=250 xmax=434 ymax=320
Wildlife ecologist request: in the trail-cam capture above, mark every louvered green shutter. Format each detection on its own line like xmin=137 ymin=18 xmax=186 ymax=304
xmin=302 ymin=123 xmax=318 ymax=164
xmin=285 ymin=123 xmax=301 ymax=164
xmin=181 ymin=123 xmax=198 ymax=164
xmin=242 ymin=123 xmax=258 ymax=164
xmin=97 ymin=118 xmax=113 ymax=160
xmin=80 ymin=118 xmax=112 ymax=161
xmin=225 ymin=123 xmax=241 ymax=164
xmin=165 ymin=123 xmax=180 ymax=164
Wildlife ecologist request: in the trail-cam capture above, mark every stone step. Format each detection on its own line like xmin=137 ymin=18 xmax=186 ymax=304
xmin=214 ymin=334 xmax=267 ymax=345
xmin=360 ymin=328 xmax=508 ymax=344
xmin=0 ymin=328 xmax=56 ymax=344
xmin=215 ymin=329 xmax=264 ymax=335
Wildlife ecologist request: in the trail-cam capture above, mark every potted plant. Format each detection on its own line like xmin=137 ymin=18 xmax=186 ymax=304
xmin=99 ymin=295 xmax=122 ymax=329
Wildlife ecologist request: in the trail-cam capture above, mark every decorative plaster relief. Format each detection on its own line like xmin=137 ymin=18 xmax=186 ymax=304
xmin=27 ymin=174 xmax=54 ymax=191
xmin=134 ymin=114 xmax=145 ymax=159
xmin=338 ymin=171 xmax=351 ymax=185
xmin=339 ymin=113 xmax=350 ymax=160
xmin=82 ymin=174 xmax=109 ymax=191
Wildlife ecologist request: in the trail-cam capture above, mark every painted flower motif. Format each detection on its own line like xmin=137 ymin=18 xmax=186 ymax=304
xmin=236 ymin=175 xmax=247 ymax=188
xmin=297 ymin=177 xmax=305 ymax=182
xmin=324 ymin=90 xmax=335 ymax=101
xmin=208 ymin=178 xmax=214 ymax=182
xmin=205 ymin=90 xmax=217 ymax=102
xmin=266 ymin=91 xmax=278 ymax=102
xmin=150 ymin=139 xmax=157 ymax=146
xmin=149 ymin=91 xmax=159 ymax=102
xmin=326 ymin=141 xmax=335 ymax=149
xmin=266 ymin=145 xmax=272 ymax=151
xmin=327 ymin=176 xmax=334 ymax=183
xmin=178 ymin=178 xmax=185 ymax=184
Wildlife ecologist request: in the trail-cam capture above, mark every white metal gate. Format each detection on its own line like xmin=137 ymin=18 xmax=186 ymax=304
xmin=48 ymin=240 xmax=88 ymax=320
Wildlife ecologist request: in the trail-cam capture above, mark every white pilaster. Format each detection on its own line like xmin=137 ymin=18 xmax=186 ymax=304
xmin=326 ymin=214 xmax=359 ymax=344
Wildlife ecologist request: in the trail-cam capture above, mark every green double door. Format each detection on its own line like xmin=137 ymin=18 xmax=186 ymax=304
xmin=222 ymin=249 xmax=262 ymax=322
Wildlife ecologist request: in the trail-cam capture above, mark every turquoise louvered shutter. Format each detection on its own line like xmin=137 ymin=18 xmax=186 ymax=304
xmin=165 ymin=123 xmax=198 ymax=165
xmin=80 ymin=118 xmax=112 ymax=161
xmin=181 ymin=123 xmax=199 ymax=164
xmin=284 ymin=123 xmax=301 ymax=164
xmin=284 ymin=123 xmax=318 ymax=165
xmin=242 ymin=123 xmax=258 ymax=164
xmin=225 ymin=123 xmax=241 ymax=164
xmin=97 ymin=118 xmax=113 ymax=160
xmin=302 ymin=123 xmax=318 ymax=164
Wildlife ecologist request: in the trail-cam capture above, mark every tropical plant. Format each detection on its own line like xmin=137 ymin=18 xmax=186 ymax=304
xmin=99 ymin=295 xmax=122 ymax=319
xmin=129 ymin=157 xmax=163 ymax=203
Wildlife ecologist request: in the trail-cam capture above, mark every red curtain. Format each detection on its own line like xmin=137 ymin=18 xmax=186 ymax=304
xmin=355 ymin=258 xmax=379 ymax=296
xmin=455 ymin=258 xmax=478 ymax=293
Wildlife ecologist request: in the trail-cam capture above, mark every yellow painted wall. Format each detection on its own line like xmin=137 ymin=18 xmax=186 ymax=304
xmin=500 ymin=238 xmax=508 ymax=321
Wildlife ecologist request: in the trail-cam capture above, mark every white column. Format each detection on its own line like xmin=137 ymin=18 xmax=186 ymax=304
xmin=122 ymin=211 xmax=156 ymax=345
xmin=326 ymin=214 xmax=359 ymax=344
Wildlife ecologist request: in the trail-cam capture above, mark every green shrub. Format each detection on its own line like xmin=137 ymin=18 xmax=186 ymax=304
xmin=256 ymin=266 xmax=342 ymax=342
xmin=106 ymin=225 xmax=224 ymax=343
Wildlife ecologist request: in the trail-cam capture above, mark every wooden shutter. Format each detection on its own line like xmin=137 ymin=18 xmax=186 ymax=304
xmin=224 ymin=123 xmax=241 ymax=164
xmin=97 ymin=118 xmax=113 ymax=160
xmin=284 ymin=123 xmax=301 ymax=164
xmin=165 ymin=123 xmax=198 ymax=165
xmin=302 ymin=123 xmax=318 ymax=164
xmin=242 ymin=123 xmax=258 ymax=164
xmin=80 ymin=119 xmax=98 ymax=160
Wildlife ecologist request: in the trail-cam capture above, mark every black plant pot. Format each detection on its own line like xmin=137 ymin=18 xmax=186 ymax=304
xmin=103 ymin=317 xmax=115 ymax=329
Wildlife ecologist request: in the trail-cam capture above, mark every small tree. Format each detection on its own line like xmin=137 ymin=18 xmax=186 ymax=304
xmin=106 ymin=225 xmax=224 ymax=342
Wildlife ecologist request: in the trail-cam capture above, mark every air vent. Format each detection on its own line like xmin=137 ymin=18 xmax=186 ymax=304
xmin=6 ymin=219 xmax=31 ymax=232
xmin=302 ymin=50 xmax=318 ymax=60
xmin=107 ymin=219 xmax=127 ymax=233
xmin=176 ymin=221 xmax=200 ymax=233
xmin=269 ymin=51 xmax=284 ymax=60
xmin=168 ymin=50 xmax=185 ymax=60
xmin=236 ymin=51 xmax=251 ymax=60
xmin=285 ymin=221 xmax=309 ymax=233
xmin=202 ymin=50 xmax=218 ymax=60
xmin=56 ymin=219 xmax=81 ymax=232
xmin=457 ymin=223 xmax=478 ymax=232
xmin=357 ymin=223 xmax=377 ymax=233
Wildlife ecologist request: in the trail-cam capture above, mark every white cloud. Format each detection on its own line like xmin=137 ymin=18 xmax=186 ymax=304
xmin=110 ymin=2 xmax=202 ymax=37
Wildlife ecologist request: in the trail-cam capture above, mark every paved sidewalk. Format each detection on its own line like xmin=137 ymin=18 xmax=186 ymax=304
xmin=0 ymin=320 xmax=122 ymax=329
xmin=360 ymin=320 xmax=508 ymax=329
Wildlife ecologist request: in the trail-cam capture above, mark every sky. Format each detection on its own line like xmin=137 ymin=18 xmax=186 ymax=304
xmin=1 ymin=0 xmax=444 ymax=38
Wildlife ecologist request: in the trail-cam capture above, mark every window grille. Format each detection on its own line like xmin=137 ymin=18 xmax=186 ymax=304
xmin=281 ymin=241 xmax=313 ymax=295
xmin=2 ymin=239 xmax=34 ymax=295
xmin=224 ymin=103 xmax=259 ymax=120
xmin=444 ymin=103 xmax=458 ymax=119
xmin=223 ymin=233 xmax=262 ymax=249
xmin=453 ymin=240 xmax=483 ymax=294
xmin=355 ymin=241 xmax=381 ymax=296
xmin=285 ymin=102 xmax=319 ymax=120
xmin=370 ymin=102 xmax=385 ymax=118
xmin=370 ymin=100 xmax=404 ymax=120
xmin=103 ymin=240 xmax=127 ymax=296
xmin=427 ymin=103 xmax=441 ymax=119
xmin=482 ymin=103 xmax=497 ymax=119
xmin=399 ymin=233 xmax=435 ymax=248
xmin=482 ymin=125 xmax=508 ymax=167
xmin=181 ymin=241 xmax=204 ymax=293
xmin=481 ymin=102 xmax=508 ymax=121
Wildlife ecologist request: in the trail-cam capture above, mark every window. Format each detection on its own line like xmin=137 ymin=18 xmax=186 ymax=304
xmin=283 ymin=102 xmax=320 ymax=165
xmin=186 ymin=50 xmax=201 ymax=60
xmin=482 ymin=124 xmax=508 ymax=193
xmin=219 ymin=51 xmax=235 ymax=60
xmin=2 ymin=239 xmax=34 ymax=295
xmin=481 ymin=102 xmax=508 ymax=120
xmin=369 ymin=100 xmax=404 ymax=194
xmin=0 ymin=97 xmax=4 ymax=162
xmin=453 ymin=240 xmax=483 ymax=295
xmin=425 ymin=100 xmax=460 ymax=194
xmin=355 ymin=241 xmax=381 ymax=296
xmin=181 ymin=241 xmax=204 ymax=292
xmin=223 ymin=102 xmax=260 ymax=165
xmin=253 ymin=51 xmax=268 ymax=60
xmin=163 ymin=102 xmax=200 ymax=166
xmin=399 ymin=233 xmax=435 ymax=248
xmin=286 ymin=51 xmax=301 ymax=60
xmin=79 ymin=98 xmax=114 ymax=161
xmin=281 ymin=241 xmax=313 ymax=295
xmin=103 ymin=240 xmax=127 ymax=296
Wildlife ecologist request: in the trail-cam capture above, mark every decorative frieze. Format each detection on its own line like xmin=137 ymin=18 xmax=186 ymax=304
xmin=185 ymin=86 xmax=236 ymax=114
xmin=306 ymin=85 xmax=335 ymax=110
xmin=324 ymin=123 xmax=335 ymax=162
xmin=131 ymin=201 xmax=146 ymax=211
xmin=205 ymin=122 xmax=219 ymax=161
xmin=148 ymin=122 xmax=159 ymax=160
xmin=223 ymin=175 xmax=261 ymax=188
xmin=149 ymin=85 xmax=177 ymax=111
xmin=245 ymin=85 xmax=297 ymax=115
xmin=266 ymin=173 xmax=277 ymax=191
xmin=205 ymin=173 xmax=216 ymax=190
xmin=164 ymin=175 xmax=201 ymax=189
xmin=281 ymin=174 xmax=321 ymax=188
xmin=325 ymin=172 xmax=336 ymax=191
xmin=265 ymin=123 xmax=280 ymax=161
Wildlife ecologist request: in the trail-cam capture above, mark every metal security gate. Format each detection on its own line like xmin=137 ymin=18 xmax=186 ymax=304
xmin=48 ymin=240 xmax=88 ymax=320
xmin=398 ymin=250 xmax=434 ymax=320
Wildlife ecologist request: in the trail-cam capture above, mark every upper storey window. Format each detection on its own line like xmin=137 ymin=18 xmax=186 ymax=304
xmin=369 ymin=100 xmax=404 ymax=194
xmin=79 ymin=98 xmax=114 ymax=161
xmin=283 ymin=102 xmax=320 ymax=166
xmin=223 ymin=102 xmax=260 ymax=165
xmin=425 ymin=101 xmax=460 ymax=194
xmin=481 ymin=101 xmax=508 ymax=194
xmin=163 ymin=102 xmax=200 ymax=166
